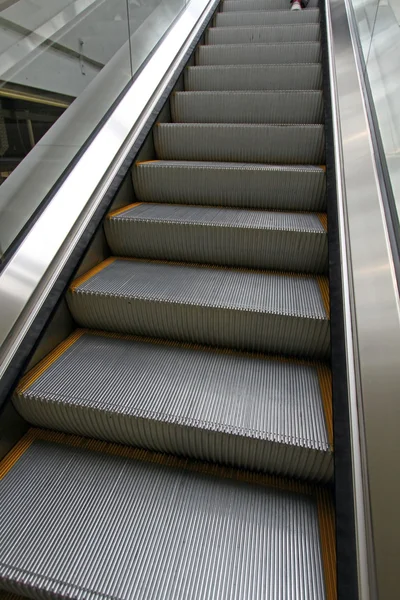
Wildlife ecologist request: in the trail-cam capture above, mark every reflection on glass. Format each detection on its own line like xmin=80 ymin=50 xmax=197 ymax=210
xmin=0 ymin=0 xmax=183 ymax=185
xmin=0 ymin=0 xmax=189 ymax=259
xmin=351 ymin=0 xmax=400 ymax=217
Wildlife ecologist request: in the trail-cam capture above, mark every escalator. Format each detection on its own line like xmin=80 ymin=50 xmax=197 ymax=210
xmin=0 ymin=1 xmax=338 ymax=598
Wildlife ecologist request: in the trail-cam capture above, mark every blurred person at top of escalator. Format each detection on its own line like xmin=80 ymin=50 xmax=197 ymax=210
xmin=291 ymin=0 xmax=309 ymax=10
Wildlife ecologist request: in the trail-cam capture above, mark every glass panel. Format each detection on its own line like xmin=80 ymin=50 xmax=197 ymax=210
xmin=350 ymin=0 xmax=400 ymax=219
xmin=0 ymin=0 xmax=192 ymax=258
xmin=128 ymin=0 xmax=186 ymax=75
xmin=0 ymin=0 xmax=131 ymax=180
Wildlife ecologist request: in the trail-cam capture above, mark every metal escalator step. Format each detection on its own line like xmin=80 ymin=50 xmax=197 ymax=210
xmin=215 ymin=8 xmax=320 ymax=26
xmin=67 ymin=258 xmax=330 ymax=358
xmin=105 ymin=203 xmax=328 ymax=273
xmin=14 ymin=331 xmax=333 ymax=480
xmin=185 ymin=64 xmax=323 ymax=91
xmin=133 ymin=161 xmax=326 ymax=211
xmin=171 ymin=91 xmax=323 ymax=124
xmin=222 ymin=0 xmax=319 ymax=11
xmin=154 ymin=123 xmax=325 ymax=164
xmin=206 ymin=24 xmax=320 ymax=44
xmin=0 ymin=431 xmax=336 ymax=599
xmin=196 ymin=42 xmax=322 ymax=65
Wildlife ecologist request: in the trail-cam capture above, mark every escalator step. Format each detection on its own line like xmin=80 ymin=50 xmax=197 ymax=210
xmin=14 ymin=331 xmax=333 ymax=480
xmin=196 ymin=42 xmax=322 ymax=65
xmin=215 ymin=8 xmax=320 ymax=26
xmin=133 ymin=161 xmax=326 ymax=211
xmin=154 ymin=123 xmax=325 ymax=164
xmin=105 ymin=203 xmax=328 ymax=273
xmin=67 ymin=258 xmax=330 ymax=358
xmin=171 ymin=91 xmax=324 ymax=124
xmin=221 ymin=0 xmax=319 ymax=11
xmin=185 ymin=64 xmax=323 ymax=91
xmin=0 ymin=431 xmax=336 ymax=599
xmin=206 ymin=24 xmax=320 ymax=44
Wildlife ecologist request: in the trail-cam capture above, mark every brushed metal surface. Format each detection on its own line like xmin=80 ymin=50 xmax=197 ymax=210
xmin=14 ymin=332 xmax=333 ymax=480
xmin=0 ymin=440 xmax=327 ymax=599
xmin=327 ymin=0 xmax=400 ymax=597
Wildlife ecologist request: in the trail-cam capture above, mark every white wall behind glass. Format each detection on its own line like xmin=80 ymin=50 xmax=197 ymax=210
xmin=351 ymin=0 xmax=400 ymax=213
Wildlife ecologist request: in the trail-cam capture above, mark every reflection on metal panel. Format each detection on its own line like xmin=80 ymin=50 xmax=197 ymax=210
xmin=351 ymin=0 xmax=400 ymax=215
xmin=329 ymin=0 xmax=400 ymax=597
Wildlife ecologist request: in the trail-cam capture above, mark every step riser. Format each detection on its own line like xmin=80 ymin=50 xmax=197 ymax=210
xmin=222 ymin=0 xmax=319 ymax=11
xmin=133 ymin=163 xmax=326 ymax=211
xmin=68 ymin=294 xmax=330 ymax=359
xmin=105 ymin=218 xmax=328 ymax=273
xmin=207 ymin=25 xmax=320 ymax=44
xmin=197 ymin=43 xmax=322 ymax=65
xmin=154 ymin=124 xmax=325 ymax=164
xmin=171 ymin=92 xmax=324 ymax=124
xmin=215 ymin=9 xmax=320 ymax=26
xmin=14 ymin=399 xmax=333 ymax=481
xmin=185 ymin=65 xmax=323 ymax=91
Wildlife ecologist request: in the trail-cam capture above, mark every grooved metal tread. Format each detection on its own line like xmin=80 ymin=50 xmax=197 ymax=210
xmin=185 ymin=64 xmax=323 ymax=91
xmin=197 ymin=42 xmax=322 ymax=65
xmin=105 ymin=203 xmax=328 ymax=273
xmin=133 ymin=160 xmax=326 ymax=211
xmin=154 ymin=123 xmax=325 ymax=164
xmin=67 ymin=258 xmax=330 ymax=358
xmin=222 ymin=0 xmax=319 ymax=11
xmin=171 ymin=90 xmax=324 ymax=124
xmin=0 ymin=435 xmax=334 ymax=599
xmin=207 ymin=24 xmax=321 ymax=44
xmin=14 ymin=331 xmax=333 ymax=480
xmin=215 ymin=8 xmax=320 ymax=26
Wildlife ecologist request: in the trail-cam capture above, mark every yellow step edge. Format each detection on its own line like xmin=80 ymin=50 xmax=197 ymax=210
xmin=70 ymin=257 xmax=116 ymax=291
xmin=316 ymin=275 xmax=330 ymax=317
xmin=317 ymin=488 xmax=337 ymax=600
xmin=107 ymin=202 xmax=142 ymax=219
xmin=317 ymin=213 xmax=328 ymax=232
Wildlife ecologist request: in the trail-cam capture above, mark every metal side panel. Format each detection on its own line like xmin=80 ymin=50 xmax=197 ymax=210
xmin=0 ymin=433 xmax=335 ymax=599
xmin=206 ymin=24 xmax=321 ymax=44
xmin=184 ymin=64 xmax=323 ymax=91
xmin=221 ymin=0 xmax=320 ymax=11
xmin=105 ymin=203 xmax=328 ymax=273
xmin=133 ymin=161 xmax=326 ymax=211
xmin=171 ymin=91 xmax=324 ymax=124
xmin=13 ymin=332 xmax=333 ymax=481
xmin=154 ymin=123 xmax=325 ymax=164
xmin=66 ymin=259 xmax=330 ymax=358
xmin=215 ymin=9 xmax=321 ymax=26
xmin=196 ymin=42 xmax=322 ymax=65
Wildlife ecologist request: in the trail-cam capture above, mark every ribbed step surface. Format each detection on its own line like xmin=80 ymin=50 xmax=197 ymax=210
xmin=171 ymin=91 xmax=323 ymax=124
xmin=14 ymin=332 xmax=333 ymax=480
xmin=197 ymin=42 xmax=321 ymax=65
xmin=133 ymin=161 xmax=326 ymax=211
xmin=215 ymin=8 xmax=320 ymax=26
xmin=222 ymin=0 xmax=319 ymax=11
xmin=0 ymin=434 xmax=334 ymax=599
xmin=105 ymin=203 xmax=328 ymax=272
xmin=207 ymin=24 xmax=320 ymax=44
xmin=185 ymin=64 xmax=323 ymax=91
xmin=67 ymin=259 xmax=330 ymax=358
xmin=154 ymin=123 xmax=325 ymax=164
